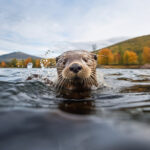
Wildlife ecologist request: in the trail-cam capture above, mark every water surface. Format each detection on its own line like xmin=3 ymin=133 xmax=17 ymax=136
xmin=0 ymin=68 xmax=150 ymax=150
xmin=1 ymin=69 xmax=150 ymax=115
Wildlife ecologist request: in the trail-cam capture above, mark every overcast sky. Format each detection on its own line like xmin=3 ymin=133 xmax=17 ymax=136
xmin=0 ymin=0 xmax=150 ymax=57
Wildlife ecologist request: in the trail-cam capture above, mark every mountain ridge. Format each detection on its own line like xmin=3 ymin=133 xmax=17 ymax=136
xmin=0 ymin=52 xmax=41 ymax=62
xmin=94 ymin=34 xmax=150 ymax=54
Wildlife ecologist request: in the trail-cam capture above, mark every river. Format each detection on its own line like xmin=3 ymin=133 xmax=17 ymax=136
xmin=0 ymin=68 xmax=150 ymax=150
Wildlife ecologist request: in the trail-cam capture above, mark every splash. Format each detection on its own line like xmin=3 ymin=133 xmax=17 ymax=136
xmin=43 ymin=49 xmax=55 ymax=59
xmin=39 ymin=49 xmax=56 ymax=79
xmin=40 ymin=61 xmax=45 ymax=70
xmin=26 ymin=50 xmax=57 ymax=82
xmin=27 ymin=63 xmax=33 ymax=69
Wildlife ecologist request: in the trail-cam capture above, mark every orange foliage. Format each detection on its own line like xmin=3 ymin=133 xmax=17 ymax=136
xmin=0 ymin=58 xmax=56 ymax=68
xmin=98 ymin=48 xmax=114 ymax=65
xmin=24 ymin=57 xmax=32 ymax=67
xmin=123 ymin=51 xmax=138 ymax=65
xmin=35 ymin=59 xmax=41 ymax=68
xmin=142 ymin=47 xmax=150 ymax=64
xmin=0 ymin=61 xmax=6 ymax=67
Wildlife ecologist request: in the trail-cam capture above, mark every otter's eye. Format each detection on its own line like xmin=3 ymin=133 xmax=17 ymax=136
xmin=94 ymin=54 xmax=97 ymax=60
xmin=63 ymin=59 xmax=67 ymax=65
xmin=83 ymin=57 xmax=88 ymax=63
xmin=56 ymin=57 xmax=59 ymax=63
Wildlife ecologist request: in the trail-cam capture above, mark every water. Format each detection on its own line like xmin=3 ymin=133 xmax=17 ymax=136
xmin=1 ymin=68 xmax=150 ymax=150
xmin=1 ymin=68 xmax=150 ymax=114
xmin=1 ymin=68 xmax=150 ymax=120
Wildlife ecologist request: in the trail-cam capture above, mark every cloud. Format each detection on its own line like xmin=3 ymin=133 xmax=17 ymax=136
xmin=0 ymin=0 xmax=150 ymax=56
xmin=0 ymin=50 xmax=8 ymax=55
xmin=0 ymin=36 xmax=128 ymax=57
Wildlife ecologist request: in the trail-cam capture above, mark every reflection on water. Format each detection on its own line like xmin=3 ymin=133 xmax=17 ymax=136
xmin=120 ymin=84 xmax=150 ymax=93
xmin=58 ymin=100 xmax=95 ymax=115
xmin=117 ymin=77 xmax=150 ymax=83
xmin=57 ymin=89 xmax=92 ymax=99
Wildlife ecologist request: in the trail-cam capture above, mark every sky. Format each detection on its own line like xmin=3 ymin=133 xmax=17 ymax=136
xmin=0 ymin=0 xmax=150 ymax=57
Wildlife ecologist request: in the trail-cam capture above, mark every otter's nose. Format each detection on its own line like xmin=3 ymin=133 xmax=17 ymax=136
xmin=69 ymin=63 xmax=82 ymax=73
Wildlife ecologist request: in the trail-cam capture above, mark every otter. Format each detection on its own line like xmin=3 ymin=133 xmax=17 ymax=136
xmin=55 ymin=50 xmax=98 ymax=91
xmin=27 ymin=50 xmax=100 ymax=93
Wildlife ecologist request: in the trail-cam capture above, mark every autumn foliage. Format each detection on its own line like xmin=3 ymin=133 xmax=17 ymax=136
xmin=142 ymin=47 xmax=150 ymax=64
xmin=97 ymin=47 xmax=150 ymax=66
xmin=24 ymin=57 xmax=32 ymax=67
xmin=0 ymin=58 xmax=56 ymax=68
xmin=1 ymin=46 xmax=150 ymax=68
xmin=0 ymin=61 xmax=6 ymax=67
xmin=123 ymin=51 xmax=138 ymax=65
xmin=35 ymin=59 xmax=41 ymax=68
xmin=98 ymin=49 xmax=114 ymax=65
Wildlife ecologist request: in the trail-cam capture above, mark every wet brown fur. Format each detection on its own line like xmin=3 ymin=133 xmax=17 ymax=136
xmin=56 ymin=50 xmax=98 ymax=91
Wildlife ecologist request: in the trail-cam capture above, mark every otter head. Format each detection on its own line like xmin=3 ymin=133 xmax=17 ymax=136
xmin=56 ymin=50 xmax=98 ymax=91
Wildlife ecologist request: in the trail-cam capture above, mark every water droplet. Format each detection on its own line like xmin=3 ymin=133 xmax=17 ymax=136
xmin=27 ymin=63 xmax=33 ymax=69
xmin=40 ymin=62 xmax=45 ymax=69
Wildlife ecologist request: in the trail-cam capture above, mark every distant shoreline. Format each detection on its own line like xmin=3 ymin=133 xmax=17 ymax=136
xmin=97 ymin=64 xmax=150 ymax=69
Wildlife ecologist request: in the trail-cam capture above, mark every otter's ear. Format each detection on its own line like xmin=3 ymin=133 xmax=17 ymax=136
xmin=92 ymin=54 xmax=97 ymax=60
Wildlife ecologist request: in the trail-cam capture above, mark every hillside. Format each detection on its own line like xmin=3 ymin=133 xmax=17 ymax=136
xmin=94 ymin=34 xmax=150 ymax=54
xmin=93 ymin=34 xmax=150 ymax=66
xmin=0 ymin=52 xmax=41 ymax=62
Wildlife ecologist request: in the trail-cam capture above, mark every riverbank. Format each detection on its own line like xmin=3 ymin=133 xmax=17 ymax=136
xmin=97 ymin=64 xmax=150 ymax=69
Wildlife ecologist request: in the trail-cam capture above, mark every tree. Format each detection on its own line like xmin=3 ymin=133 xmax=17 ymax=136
xmin=16 ymin=60 xmax=24 ymax=68
xmin=32 ymin=59 xmax=36 ymax=68
xmin=35 ymin=59 xmax=41 ymax=68
xmin=138 ymin=53 xmax=143 ymax=65
xmin=118 ymin=45 xmax=124 ymax=65
xmin=1 ymin=61 xmax=6 ymax=68
xmin=11 ymin=58 xmax=17 ymax=67
xmin=142 ymin=47 xmax=150 ymax=64
xmin=123 ymin=51 xmax=129 ymax=65
xmin=24 ymin=57 xmax=32 ymax=67
xmin=113 ymin=52 xmax=120 ymax=65
xmin=98 ymin=49 xmax=114 ymax=65
xmin=22 ymin=60 xmax=25 ymax=68
xmin=123 ymin=50 xmax=138 ymax=65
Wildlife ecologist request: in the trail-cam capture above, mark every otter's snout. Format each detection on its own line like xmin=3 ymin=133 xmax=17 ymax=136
xmin=69 ymin=63 xmax=82 ymax=73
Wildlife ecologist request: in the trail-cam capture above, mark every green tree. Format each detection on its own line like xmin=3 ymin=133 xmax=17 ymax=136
xmin=142 ymin=47 xmax=150 ymax=64
xmin=11 ymin=58 xmax=17 ymax=67
xmin=118 ymin=45 xmax=123 ymax=65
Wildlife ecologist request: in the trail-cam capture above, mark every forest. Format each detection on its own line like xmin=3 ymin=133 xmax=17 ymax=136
xmin=0 ymin=58 xmax=56 ymax=68
xmin=0 ymin=46 xmax=150 ymax=68
xmin=97 ymin=47 xmax=150 ymax=66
